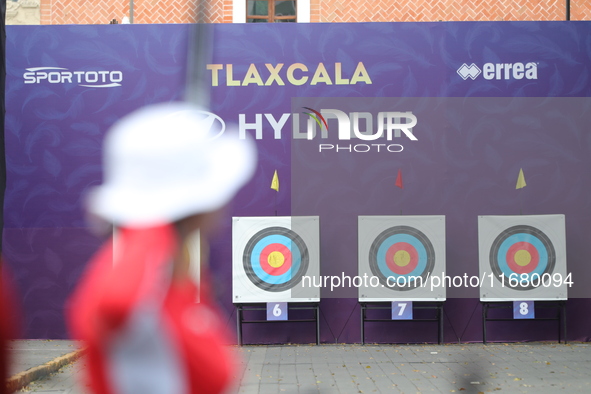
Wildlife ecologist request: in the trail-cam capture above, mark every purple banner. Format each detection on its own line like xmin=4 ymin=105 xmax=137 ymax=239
xmin=4 ymin=21 xmax=591 ymax=343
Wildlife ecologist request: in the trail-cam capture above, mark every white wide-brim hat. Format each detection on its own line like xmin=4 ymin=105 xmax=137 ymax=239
xmin=87 ymin=102 xmax=257 ymax=227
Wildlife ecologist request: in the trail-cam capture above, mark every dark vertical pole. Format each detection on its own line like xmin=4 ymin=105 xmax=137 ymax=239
xmin=236 ymin=305 xmax=243 ymax=345
xmin=315 ymin=304 xmax=320 ymax=345
xmin=360 ymin=303 xmax=365 ymax=345
xmin=438 ymin=303 xmax=443 ymax=344
xmin=566 ymin=0 xmax=571 ymax=21
xmin=562 ymin=302 xmax=567 ymax=344
xmin=482 ymin=303 xmax=488 ymax=344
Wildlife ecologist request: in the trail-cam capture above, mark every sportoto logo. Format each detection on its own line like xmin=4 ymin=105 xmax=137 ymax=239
xmin=457 ymin=63 xmax=481 ymax=80
xmin=23 ymin=67 xmax=123 ymax=88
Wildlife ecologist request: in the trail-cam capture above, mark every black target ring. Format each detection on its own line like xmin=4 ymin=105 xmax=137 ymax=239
xmin=369 ymin=225 xmax=435 ymax=291
xmin=243 ymin=226 xmax=309 ymax=292
xmin=489 ymin=225 xmax=555 ymax=291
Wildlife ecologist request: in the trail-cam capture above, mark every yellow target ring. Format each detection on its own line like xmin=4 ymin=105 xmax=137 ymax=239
xmin=393 ymin=250 xmax=411 ymax=267
xmin=514 ymin=250 xmax=532 ymax=266
xmin=267 ymin=251 xmax=285 ymax=268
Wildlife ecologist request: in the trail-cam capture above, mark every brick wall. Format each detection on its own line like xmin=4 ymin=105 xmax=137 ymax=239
xmin=311 ymin=0 xmax=587 ymax=23
xmin=39 ymin=0 xmax=231 ymax=25
xmin=571 ymin=0 xmax=591 ymax=20
xmin=38 ymin=0 xmax=591 ymax=25
xmin=40 ymin=0 xmax=129 ymax=25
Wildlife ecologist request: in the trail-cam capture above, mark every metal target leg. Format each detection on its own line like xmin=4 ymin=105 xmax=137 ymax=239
xmin=561 ymin=301 xmax=567 ymax=344
xmin=482 ymin=302 xmax=488 ymax=344
xmin=316 ymin=304 xmax=320 ymax=345
xmin=237 ymin=304 xmax=243 ymax=346
xmin=361 ymin=303 xmax=366 ymax=345
xmin=438 ymin=303 xmax=443 ymax=344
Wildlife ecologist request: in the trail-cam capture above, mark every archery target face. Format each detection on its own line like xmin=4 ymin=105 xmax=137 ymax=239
xmin=243 ymin=226 xmax=308 ymax=292
xmin=358 ymin=216 xmax=446 ymax=301
xmin=478 ymin=215 xmax=567 ymax=301
xmin=232 ymin=216 xmax=320 ymax=303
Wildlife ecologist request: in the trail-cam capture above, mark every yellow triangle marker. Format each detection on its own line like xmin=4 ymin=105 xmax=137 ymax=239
xmin=271 ymin=170 xmax=279 ymax=191
xmin=516 ymin=168 xmax=526 ymax=189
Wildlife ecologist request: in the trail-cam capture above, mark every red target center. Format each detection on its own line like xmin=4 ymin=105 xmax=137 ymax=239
xmin=260 ymin=243 xmax=292 ymax=276
xmin=506 ymin=242 xmax=539 ymax=274
xmin=385 ymin=242 xmax=418 ymax=275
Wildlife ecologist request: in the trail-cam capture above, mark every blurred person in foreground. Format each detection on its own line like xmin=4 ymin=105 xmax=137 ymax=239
xmin=68 ymin=102 xmax=256 ymax=394
xmin=1 ymin=267 xmax=20 ymax=394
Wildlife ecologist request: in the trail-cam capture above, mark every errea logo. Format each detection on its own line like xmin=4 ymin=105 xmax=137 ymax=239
xmin=457 ymin=63 xmax=481 ymax=80
xmin=457 ymin=62 xmax=538 ymax=81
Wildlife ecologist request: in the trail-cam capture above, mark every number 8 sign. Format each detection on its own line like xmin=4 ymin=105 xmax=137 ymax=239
xmin=513 ymin=301 xmax=534 ymax=319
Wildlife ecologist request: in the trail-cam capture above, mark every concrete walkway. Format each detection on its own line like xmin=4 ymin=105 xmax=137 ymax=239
xmin=7 ymin=340 xmax=591 ymax=393
xmin=7 ymin=340 xmax=82 ymax=393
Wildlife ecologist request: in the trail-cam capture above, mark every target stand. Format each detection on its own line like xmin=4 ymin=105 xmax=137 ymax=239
xmin=357 ymin=216 xmax=447 ymax=344
xmin=360 ymin=301 xmax=444 ymax=345
xmin=232 ymin=216 xmax=321 ymax=345
xmin=478 ymin=215 xmax=568 ymax=344
xmin=235 ymin=302 xmax=320 ymax=345
xmin=482 ymin=301 xmax=567 ymax=344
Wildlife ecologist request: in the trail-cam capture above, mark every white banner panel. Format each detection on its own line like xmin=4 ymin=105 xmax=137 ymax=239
xmin=478 ymin=215 xmax=568 ymax=301
xmin=358 ymin=215 xmax=446 ymax=302
xmin=232 ymin=216 xmax=320 ymax=303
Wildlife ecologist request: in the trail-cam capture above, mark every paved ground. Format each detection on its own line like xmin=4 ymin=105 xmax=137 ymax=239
xmin=8 ymin=340 xmax=80 ymax=378
xmin=10 ymin=341 xmax=591 ymax=393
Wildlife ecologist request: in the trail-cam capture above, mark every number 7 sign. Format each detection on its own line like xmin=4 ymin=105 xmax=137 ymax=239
xmin=392 ymin=301 xmax=413 ymax=320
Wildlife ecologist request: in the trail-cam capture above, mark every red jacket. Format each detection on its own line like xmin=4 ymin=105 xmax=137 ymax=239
xmin=1 ymin=268 xmax=20 ymax=394
xmin=68 ymin=224 xmax=235 ymax=394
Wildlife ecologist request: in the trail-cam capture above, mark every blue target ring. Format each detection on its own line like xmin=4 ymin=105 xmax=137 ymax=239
xmin=250 ymin=234 xmax=302 ymax=285
xmin=489 ymin=225 xmax=555 ymax=290
xmin=496 ymin=233 xmax=548 ymax=279
xmin=369 ymin=226 xmax=435 ymax=290
xmin=243 ymin=227 xmax=309 ymax=292
xmin=376 ymin=233 xmax=428 ymax=280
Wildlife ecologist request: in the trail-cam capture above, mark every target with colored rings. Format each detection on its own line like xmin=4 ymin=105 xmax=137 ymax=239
xmin=369 ymin=226 xmax=435 ymax=290
xmin=489 ymin=225 xmax=555 ymax=290
xmin=243 ymin=226 xmax=309 ymax=292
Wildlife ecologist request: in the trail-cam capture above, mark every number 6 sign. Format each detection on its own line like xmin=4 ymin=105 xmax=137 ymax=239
xmin=267 ymin=302 xmax=288 ymax=320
